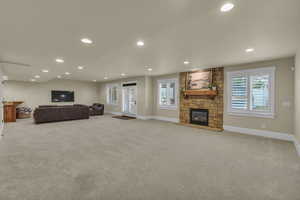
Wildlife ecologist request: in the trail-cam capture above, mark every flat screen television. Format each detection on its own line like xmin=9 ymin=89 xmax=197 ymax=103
xmin=51 ymin=90 xmax=74 ymax=102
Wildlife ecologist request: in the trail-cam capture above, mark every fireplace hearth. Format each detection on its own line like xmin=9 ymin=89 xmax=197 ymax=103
xmin=190 ymin=109 xmax=209 ymax=126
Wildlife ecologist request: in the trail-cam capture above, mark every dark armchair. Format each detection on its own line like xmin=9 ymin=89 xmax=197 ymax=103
xmin=89 ymin=103 xmax=104 ymax=116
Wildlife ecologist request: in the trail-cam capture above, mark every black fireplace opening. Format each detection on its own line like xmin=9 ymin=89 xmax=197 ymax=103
xmin=190 ymin=109 xmax=209 ymax=126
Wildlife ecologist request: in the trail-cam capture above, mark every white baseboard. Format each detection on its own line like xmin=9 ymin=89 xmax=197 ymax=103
xmin=294 ymin=138 xmax=300 ymax=157
xmin=137 ymin=115 xmax=179 ymax=123
xmin=105 ymin=111 xmax=179 ymax=123
xmin=153 ymin=116 xmax=179 ymax=123
xmin=106 ymin=111 xmax=123 ymax=116
xmin=136 ymin=115 xmax=152 ymax=120
xmin=223 ymin=125 xmax=294 ymax=141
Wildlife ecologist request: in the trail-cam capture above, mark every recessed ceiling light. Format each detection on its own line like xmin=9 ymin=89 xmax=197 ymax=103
xmin=220 ymin=3 xmax=234 ymax=12
xmin=137 ymin=40 xmax=145 ymax=47
xmin=81 ymin=38 xmax=93 ymax=44
xmin=147 ymin=68 xmax=153 ymax=71
xmin=245 ymin=48 xmax=255 ymax=53
xmin=2 ymin=75 xmax=8 ymax=80
xmin=55 ymin=58 xmax=64 ymax=63
xmin=121 ymin=73 xmax=126 ymax=76
xmin=78 ymin=66 xmax=84 ymax=70
xmin=57 ymin=75 xmax=62 ymax=79
xmin=42 ymin=69 xmax=49 ymax=73
xmin=30 ymin=78 xmax=36 ymax=82
xmin=34 ymin=75 xmax=40 ymax=78
xmin=104 ymin=77 xmax=108 ymax=80
xmin=184 ymin=60 xmax=190 ymax=65
xmin=65 ymin=72 xmax=71 ymax=75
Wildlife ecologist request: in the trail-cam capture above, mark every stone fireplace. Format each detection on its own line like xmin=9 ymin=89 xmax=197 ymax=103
xmin=180 ymin=67 xmax=224 ymax=130
xmin=190 ymin=109 xmax=209 ymax=126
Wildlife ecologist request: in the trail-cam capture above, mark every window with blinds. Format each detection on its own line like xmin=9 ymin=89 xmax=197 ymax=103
xmin=227 ymin=67 xmax=275 ymax=118
xmin=106 ymin=84 xmax=118 ymax=105
xmin=158 ymin=79 xmax=178 ymax=109
xmin=250 ymin=75 xmax=271 ymax=112
xmin=231 ymin=76 xmax=248 ymax=110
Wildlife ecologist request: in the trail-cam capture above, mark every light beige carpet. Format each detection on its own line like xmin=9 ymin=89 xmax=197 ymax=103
xmin=0 ymin=115 xmax=299 ymax=200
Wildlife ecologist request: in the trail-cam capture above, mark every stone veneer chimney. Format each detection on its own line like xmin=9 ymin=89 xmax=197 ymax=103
xmin=179 ymin=68 xmax=224 ymax=130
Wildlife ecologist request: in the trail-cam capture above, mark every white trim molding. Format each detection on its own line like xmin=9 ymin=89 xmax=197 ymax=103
xmin=137 ymin=115 xmax=179 ymax=123
xmin=106 ymin=112 xmax=179 ymax=123
xmin=294 ymin=138 xmax=300 ymax=157
xmin=223 ymin=125 xmax=294 ymax=141
xmin=136 ymin=115 xmax=152 ymax=120
xmin=152 ymin=116 xmax=179 ymax=123
xmin=107 ymin=111 xmax=123 ymax=116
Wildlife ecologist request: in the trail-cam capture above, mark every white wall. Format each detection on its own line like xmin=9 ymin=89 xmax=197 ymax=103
xmin=144 ymin=76 xmax=153 ymax=116
xmin=295 ymin=50 xmax=300 ymax=142
xmin=3 ymin=79 xmax=100 ymax=109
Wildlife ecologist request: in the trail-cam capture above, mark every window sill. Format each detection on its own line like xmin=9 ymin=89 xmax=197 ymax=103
xmin=228 ymin=111 xmax=275 ymax=119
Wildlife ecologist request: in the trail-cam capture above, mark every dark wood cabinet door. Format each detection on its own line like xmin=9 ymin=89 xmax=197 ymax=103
xmin=4 ymin=105 xmax=16 ymax=122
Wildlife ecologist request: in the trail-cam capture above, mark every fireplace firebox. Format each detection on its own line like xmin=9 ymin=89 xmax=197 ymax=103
xmin=190 ymin=109 xmax=209 ymax=126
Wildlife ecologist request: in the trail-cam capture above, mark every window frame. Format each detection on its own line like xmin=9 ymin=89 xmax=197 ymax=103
xmin=227 ymin=66 xmax=275 ymax=118
xmin=157 ymin=78 xmax=178 ymax=110
xmin=106 ymin=83 xmax=119 ymax=105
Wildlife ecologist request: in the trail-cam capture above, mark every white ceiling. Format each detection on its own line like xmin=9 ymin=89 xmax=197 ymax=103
xmin=0 ymin=0 xmax=300 ymax=82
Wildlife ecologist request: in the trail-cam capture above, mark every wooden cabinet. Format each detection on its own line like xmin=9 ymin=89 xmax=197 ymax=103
xmin=3 ymin=101 xmax=23 ymax=123
xmin=4 ymin=103 xmax=16 ymax=122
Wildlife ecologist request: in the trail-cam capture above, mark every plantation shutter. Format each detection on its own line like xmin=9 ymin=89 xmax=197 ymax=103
xmin=250 ymin=74 xmax=271 ymax=112
xmin=107 ymin=84 xmax=118 ymax=104
xmin=231 ymin=75 xmax=248 ymax=110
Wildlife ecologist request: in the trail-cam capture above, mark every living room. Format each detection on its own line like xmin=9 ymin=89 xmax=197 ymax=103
xmin=1 ymin=1 xmax=300 ymax=199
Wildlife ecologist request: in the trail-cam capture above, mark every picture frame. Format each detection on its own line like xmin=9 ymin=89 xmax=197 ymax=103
xmin=185 ymin=70 xmax=212 ymax=90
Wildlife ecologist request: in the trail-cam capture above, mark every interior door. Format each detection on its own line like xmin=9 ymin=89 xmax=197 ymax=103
xmin=122 ymin=85 xmax=137 ymax=116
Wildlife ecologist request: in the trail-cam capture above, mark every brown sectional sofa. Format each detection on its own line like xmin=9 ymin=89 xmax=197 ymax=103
xmin=34 ymin=104 xmax=89 ymax=124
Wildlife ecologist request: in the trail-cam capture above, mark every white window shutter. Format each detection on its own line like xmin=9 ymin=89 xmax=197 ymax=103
xmin=250 ymin=74 xmax=271 ymax=112
xmin=158 ymin=79 xmax=178 ymax=109
xmin=227 ymin=66 xmax=275 ymax=118
xmin=231 ymin=75 xmax=248 ymax=110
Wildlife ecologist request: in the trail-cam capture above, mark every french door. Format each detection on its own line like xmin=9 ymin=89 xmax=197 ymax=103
xmin=122 ymin=84 xmax=137 ymax=116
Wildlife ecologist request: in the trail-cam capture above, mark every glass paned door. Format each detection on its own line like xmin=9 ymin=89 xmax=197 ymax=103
xmin=122 ymin=85 xmax=137 ymax=116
